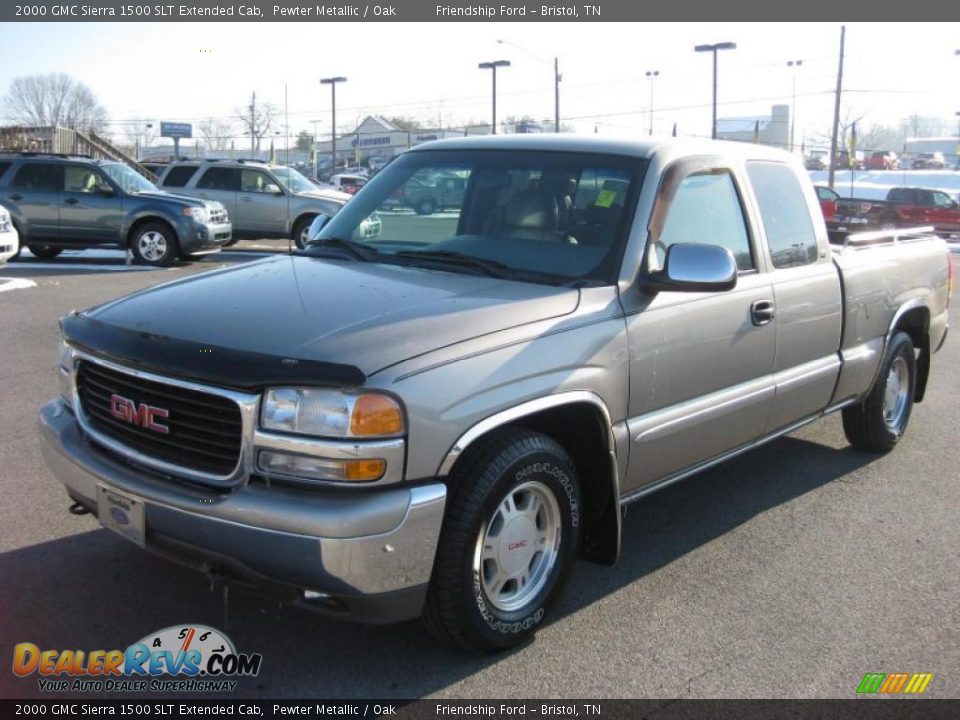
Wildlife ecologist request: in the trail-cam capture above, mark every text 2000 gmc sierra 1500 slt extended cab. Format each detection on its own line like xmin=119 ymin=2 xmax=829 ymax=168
xmin=39 ymin=136 xmax=952 ymax=651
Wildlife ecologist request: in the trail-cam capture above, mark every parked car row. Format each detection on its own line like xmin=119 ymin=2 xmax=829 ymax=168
xmin=0 ymin=153 xmax=376 ymax=265
xmin=806 ymin=150 xmax=951 ymax=171
xmin=815 ymin=183 xmax=960 ymax=240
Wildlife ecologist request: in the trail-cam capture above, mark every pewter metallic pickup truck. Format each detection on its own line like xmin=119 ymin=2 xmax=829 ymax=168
xmin=39 ymin=136 xmax=952 ymax=651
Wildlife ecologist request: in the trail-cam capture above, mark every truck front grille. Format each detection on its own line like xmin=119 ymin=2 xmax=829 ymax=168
xmin=76 ymin=360 xmax=243 ymax=476
xmin=209 ymin=207 xmax=228 ymax=224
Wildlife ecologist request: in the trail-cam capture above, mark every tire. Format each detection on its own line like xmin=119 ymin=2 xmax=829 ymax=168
xmin=842 ymin=332 xmax=916 ymax=453
xmin=423 ymin=429 xmax=581 ymax=652
xmin=415 ymin=198 xmax=436 ymax=216
xmin=27 ymin=244 xmax=62 ymax=259
xmin=130 ymin=222 xmax=179 ymax=267
xmin=879 ymin=215 xmax=899 ymax=231
xmin=292 ymin=216 xmax=315 ymax=250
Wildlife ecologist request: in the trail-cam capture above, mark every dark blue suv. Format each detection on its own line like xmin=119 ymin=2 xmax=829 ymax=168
xmin=0 ymin=153 xmax=232 ymax=265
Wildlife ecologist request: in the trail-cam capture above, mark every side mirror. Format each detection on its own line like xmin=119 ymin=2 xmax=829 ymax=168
xmin=265 ymin=183 xmax=283 ymax=195
xmin=97 ymin=185 xmax=115 ymax=196
xmin=644 ymin=242 xmax=738 ymax=293
xmin=305 ymin=214 xmax=331 ymax=244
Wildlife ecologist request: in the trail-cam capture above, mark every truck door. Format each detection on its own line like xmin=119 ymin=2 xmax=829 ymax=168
xmin=59 ymin=164 xmax=124 ymax=244
xmin=6 ymin=162 xmax=60 ymax=241
xmin=621 ymin=159 xmax=776 ymax=492
xmin=744 ymin=161 xmax=843 ymax=432
xmin=928 ymin=191 xmax=960 ymax=234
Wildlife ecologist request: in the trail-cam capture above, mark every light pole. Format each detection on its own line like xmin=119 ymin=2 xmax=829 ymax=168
xmin=320 ymin=76 xmax=346 ymax=172
xmin=694 ymin=42 xmax=737 ymax=139
xmin=787 ymin=60 xmax=803 ymax=152
xmin=645 ymin=70 xmax=659 ymax=135
xmin=497 ymin=40 xmax=561 ymax=132
xmin=478 ymin=60 xmax=510 ymax=134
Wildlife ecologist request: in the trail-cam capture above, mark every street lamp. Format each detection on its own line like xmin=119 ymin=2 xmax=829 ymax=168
xmin=645 ymin=70 xmax=659 ymax=136
xmin=320 ymin=76 xmax=347 ymax=172
xmin=787 ymin=60 xmax=803 ymax=152
xmin=497 ymin=40 xmax=561 ymax=133
xmin=694 ymin=42 xmax=737 ymax=139
xmin=478 ymin=60 xmax=511 ymax=134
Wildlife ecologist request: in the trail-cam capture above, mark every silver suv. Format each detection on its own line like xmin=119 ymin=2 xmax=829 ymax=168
xmin=158 ymin=160 xmax=377 ymax=247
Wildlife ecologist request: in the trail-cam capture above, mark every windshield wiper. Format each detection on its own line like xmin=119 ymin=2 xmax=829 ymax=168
xmin=299 ymin=237 xmax=379 ymax=262
xmin=394 ymin=250 xmax=518 ymax=279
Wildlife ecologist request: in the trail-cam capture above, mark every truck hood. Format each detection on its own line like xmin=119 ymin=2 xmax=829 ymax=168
xmin=296 ymin=189 xmax=351 ymax=203
xmin=77 ymin=255 xmax=580 ymax=386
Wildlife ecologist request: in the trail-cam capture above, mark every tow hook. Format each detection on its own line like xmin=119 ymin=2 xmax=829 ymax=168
xmin=68 ymin=501 xmax=91 ymax=516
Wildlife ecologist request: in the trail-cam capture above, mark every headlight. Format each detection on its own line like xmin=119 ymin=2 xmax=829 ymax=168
xmin=261 ymin=388 xmax=404 ymax=438
xmin=0 ymin=210 xmax=9 ymax=232
xmin=183 ymin=206 xmax=209 ymax=223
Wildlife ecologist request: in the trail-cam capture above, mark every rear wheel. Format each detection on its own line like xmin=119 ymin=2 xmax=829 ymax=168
xmin=423 ymin=429 xmax=581 ymax=652
xmin=27 ymin=245 xmax=62 ymax=259
xmin=130 ymin=222 xmax=179 ymax=266
xmin=879 ymin=215 xmax=899 ymax=231
xmin=842 ymin=332 xmax=916 ymax=453
xmin=415 ymin=198 xmax=436 ymax=216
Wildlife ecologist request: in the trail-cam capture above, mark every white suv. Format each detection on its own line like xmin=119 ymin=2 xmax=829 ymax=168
xmin=0 ymin=206 xmax=20 ymax=264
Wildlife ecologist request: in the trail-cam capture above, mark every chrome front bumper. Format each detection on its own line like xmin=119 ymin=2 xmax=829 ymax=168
xmin=39 ymin=399 xmax=446 ymax=623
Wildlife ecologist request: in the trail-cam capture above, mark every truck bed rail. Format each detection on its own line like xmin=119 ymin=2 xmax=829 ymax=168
xmin=840 ymin=225 xmax=937 ymax=249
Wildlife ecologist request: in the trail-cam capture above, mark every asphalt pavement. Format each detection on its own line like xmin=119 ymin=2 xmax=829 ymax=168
xmin=0 ymin=245 xmax=957 ymax=700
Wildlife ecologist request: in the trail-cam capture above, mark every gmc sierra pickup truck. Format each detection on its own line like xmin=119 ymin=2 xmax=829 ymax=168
xmin=39 ymin=136 xmax=952 ymax=652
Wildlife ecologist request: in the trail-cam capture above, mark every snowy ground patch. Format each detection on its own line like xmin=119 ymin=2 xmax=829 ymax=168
xmin=0 ymin=277 xmax=37 ymax=293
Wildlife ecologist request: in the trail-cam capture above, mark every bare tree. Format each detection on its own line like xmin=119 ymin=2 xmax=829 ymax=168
xmin=3 ymin=73 xmax=108 ymax=131
xmin=236 ymin=92 xmax=277 ymax=152
xmin=197 ymin=117 xmax=234 ymax=152
xmin=125 ymin=119 xmax=157 ymax=155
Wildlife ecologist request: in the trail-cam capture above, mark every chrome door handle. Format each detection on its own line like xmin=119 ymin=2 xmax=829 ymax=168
xmin=750 ymin=300 xmax=775 ymax=326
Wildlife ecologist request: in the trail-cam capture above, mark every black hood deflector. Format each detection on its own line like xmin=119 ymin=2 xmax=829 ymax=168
xmin=62 ymin=313 xmax=366 ymax=391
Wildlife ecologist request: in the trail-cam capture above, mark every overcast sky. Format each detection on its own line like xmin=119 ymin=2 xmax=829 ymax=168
xmin=1 ymin=22 xmax=957 ymax=147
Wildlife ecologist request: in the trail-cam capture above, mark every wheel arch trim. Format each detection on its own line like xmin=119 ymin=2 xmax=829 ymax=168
xmin=437 ymin=390 xmax=617 ymax=479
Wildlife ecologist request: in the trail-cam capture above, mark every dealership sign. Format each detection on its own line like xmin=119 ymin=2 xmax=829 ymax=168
xmin=160 ymin=122 xmax=193 ymax=139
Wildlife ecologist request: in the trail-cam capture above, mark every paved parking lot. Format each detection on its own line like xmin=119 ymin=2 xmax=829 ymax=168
xmin=0 ymin=246 xmax=957 ymax=700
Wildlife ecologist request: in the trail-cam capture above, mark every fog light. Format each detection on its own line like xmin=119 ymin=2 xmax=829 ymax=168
xmin=258 ymin=450 xmax=386 ymax=483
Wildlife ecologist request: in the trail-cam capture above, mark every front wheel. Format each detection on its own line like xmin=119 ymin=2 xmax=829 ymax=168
xmin=423 ymin=430 xmax=581 ymax=652
xmin=292 ymin=216 xmax=315 ymax=250
xmin=27 ymin=245 xmax=62 ymax=259
xmin=130 ymin=222 xmax=179 ymax=266
xmin=842 ymin=331 xmax=916 ymax=453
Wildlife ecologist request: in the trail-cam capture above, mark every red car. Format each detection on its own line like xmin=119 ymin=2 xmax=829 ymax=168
xmin=815 ymin=185 xmax=839 ymax=223
xmin=866 ymin=151 xmax=900 ymax=171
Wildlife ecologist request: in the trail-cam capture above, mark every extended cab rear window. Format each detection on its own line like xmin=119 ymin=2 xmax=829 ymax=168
xmin=746 ymin=161 xmax=819 ymax=269
xmin=162 ymin=165 xmax=199 ymax=188
xmin=11 ymin=162 xmax=58 ymax=191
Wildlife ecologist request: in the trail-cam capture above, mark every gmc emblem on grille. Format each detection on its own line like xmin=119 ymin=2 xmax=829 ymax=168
xmin=109 ymin=393 xmax=170 ymax=434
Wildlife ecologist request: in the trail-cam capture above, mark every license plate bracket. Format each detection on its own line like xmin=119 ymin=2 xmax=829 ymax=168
xmin=98 ymin=486 xmax=146 ymax=547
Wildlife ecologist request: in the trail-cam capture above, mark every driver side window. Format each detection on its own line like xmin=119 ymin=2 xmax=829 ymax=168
xmin=657 ymin=170 xmax=754 ymax=272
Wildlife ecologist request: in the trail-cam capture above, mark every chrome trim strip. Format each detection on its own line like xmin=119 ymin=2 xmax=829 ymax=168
xmin=619 ymin=399 xmax=856 ymax=506
xmin=437 ymin=390 xmax=616 ymax=478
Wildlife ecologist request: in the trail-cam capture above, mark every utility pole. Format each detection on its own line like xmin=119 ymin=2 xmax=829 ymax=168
xmin=321 ymin=77 xmax=347 ymax=172
xmin=646 ymin=70 xmax=659 ymax=135
xmin=249 ymin=91 xmax=256 ymax=154
xmin=828 ymin=25 xmax=846 ymax=189
xmin=694 ymin=42 xmax=737 ymax=139
xmin=554 ymin=56 xmax=561 ymax=133
xmin=478 ymin=60 xmax=511 ymax=134
xmin=787 ymin=60 xmax=802 ymax=152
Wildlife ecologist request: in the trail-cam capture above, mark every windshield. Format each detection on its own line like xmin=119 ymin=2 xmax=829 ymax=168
xmin=102 ymin=163 xmax=157 ymax=194
xmin=310 ymin=149 xmax=646 ymax=285
xmin=271 ymin=166 xmax=315 ymax=193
